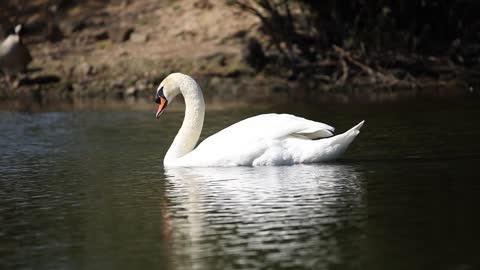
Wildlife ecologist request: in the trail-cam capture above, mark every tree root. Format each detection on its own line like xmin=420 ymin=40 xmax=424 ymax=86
xmin=333 ymin=45 xmax=399 ymax=85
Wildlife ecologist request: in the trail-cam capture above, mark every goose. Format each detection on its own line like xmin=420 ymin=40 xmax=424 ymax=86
xmin=0 ymin=24 xmax=32 ymax=85
xmin=155 ymin=73 xmax=364 ymax=167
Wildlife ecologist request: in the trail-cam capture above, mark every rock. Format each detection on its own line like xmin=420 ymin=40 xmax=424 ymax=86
xmin=205 ymin=53 xmax=227 ymax=66
xmin=93 ymin=30 xmax=109 ymax=41
xmin=125 ymin=86 xmax=138 ymax=97
xmin=117 ymin=50 xmax=129 ymax=57
xmin=89 ymin=16 xmax=107 ymax=27
xmin=75 ymin=29 xmax=110 ymax=45
xmin=112 ymin=80 xmax=124 ymax=89
xmin=61 ymin=19 xmax=86 ymax=34
xmin=109 ymin=26 xmax=134 ymax=43
xmin=135 ymin=79 xmax=148 ymax=91
xmin=194 ymin=0 xmax=213 ymax=9
xmin=130 ymin=32 xmax=149 ymax=43
xmin=209 ymin=76 xmax=221 ymax=88
xmin=61 ymin=14 xmax=108 ymax=35
xmin=73 ymin=62 xmax=94 ymax=77
xmin=72 ymin=83 xmax=83 ymax=93
xmin=175 ymin=30 xmax=197 ymax=40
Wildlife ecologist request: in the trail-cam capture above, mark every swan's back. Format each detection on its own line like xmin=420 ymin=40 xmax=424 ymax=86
xmin=202 ymin=113 xmax=334 ymax=143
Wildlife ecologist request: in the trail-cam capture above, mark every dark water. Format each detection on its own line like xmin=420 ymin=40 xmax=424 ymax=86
xmin=1 ymin=99 xmax=480 ymax=270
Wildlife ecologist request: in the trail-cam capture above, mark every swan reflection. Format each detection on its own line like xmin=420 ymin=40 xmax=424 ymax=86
xmin=162 ymin=164 xmax=366 ymax=269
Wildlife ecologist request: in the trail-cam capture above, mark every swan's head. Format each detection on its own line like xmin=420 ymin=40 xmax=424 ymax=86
xmin=155 ymin=73 xmax=202 ymax=118
xmin=154 ymin=73 xmax=183 ymax=118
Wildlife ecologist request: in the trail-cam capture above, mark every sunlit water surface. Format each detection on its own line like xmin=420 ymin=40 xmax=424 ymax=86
xmin=1 ymin=99 xmax=480 ymax=270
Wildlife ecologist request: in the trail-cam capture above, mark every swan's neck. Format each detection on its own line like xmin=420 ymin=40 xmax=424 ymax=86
xmin=164 ymin=79 xmax=205 ymax=163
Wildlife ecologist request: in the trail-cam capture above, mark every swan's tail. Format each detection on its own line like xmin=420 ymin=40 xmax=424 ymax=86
xmin=346 ymin=120 xmax=365 ymax=136
xmin=313 ymin=120 xmax=365 ymax=162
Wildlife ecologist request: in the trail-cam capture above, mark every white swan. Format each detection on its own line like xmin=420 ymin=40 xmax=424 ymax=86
xmin=155 ymin=73 xmax=364 ymax=167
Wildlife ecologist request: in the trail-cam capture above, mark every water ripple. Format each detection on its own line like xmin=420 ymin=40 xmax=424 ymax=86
xmin=163 ymin=165 xmax=367 ymax=269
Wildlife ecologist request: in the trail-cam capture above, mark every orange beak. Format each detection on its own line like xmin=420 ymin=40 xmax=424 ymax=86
xmin=156 ymin=96 xmax=168 ymax=118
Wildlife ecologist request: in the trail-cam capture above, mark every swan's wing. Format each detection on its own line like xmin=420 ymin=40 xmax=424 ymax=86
xmin=177 ymin=114 xmax=340 ymax=166
xmin=197 ymin=113 xmax=334 ymax=148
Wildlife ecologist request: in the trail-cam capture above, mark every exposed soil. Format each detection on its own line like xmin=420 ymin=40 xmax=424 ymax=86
xmin=0 ymin=0 xmax=477 ymax=110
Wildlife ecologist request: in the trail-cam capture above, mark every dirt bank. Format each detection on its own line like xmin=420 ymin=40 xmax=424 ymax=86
xmin=0 ymin=0 xmax=478 ymax=110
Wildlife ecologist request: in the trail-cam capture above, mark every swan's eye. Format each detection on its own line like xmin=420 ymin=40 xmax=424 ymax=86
xmin=155 ymin=86 xmax=165 ymax=104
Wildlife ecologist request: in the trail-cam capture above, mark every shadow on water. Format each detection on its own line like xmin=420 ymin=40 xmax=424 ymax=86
xmin=162 ymin=164 xmax=367 ymax=270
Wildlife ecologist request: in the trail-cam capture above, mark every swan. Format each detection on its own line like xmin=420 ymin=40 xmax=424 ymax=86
xmin=155 ymin=73 xmax=364 ymax=167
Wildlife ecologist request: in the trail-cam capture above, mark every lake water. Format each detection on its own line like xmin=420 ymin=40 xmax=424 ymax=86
xmin=1 ymin=99 xmax=480 ymax=270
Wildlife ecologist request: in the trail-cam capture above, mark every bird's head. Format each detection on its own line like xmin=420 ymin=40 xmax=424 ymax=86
xmin=14 ymin=24 xmax=23 ymax=35
xmin=154 ymin=73 xmax=183 ymax=118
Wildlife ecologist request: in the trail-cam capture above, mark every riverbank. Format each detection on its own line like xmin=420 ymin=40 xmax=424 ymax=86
xmin=1 ymin=0 xmax=479 ymax=109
